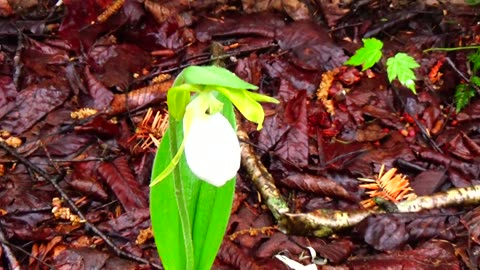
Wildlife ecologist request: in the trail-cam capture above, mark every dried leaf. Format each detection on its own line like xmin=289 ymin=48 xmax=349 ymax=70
xmin=0 ymin=80 xmax=70 ymax=134
xmin=98 ymin=156 xmax=148 ymax=212
xmin=84 ymin=66 xmax=114 ymax=110
xmin=275 ymin=21 xmax=347 ymax=71
xmin=282 ymin=173 xmax=357 ymax=202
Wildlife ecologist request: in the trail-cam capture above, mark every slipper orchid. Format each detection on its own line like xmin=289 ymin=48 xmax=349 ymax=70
xmin=150 ymin=65 xmax=279 ymax=270
xmin=150 ymin=66 xmax=279 ymax=187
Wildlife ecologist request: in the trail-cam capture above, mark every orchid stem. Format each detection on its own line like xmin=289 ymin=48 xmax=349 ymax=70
xmin=169 ymin=119 xmax=194 ymax=270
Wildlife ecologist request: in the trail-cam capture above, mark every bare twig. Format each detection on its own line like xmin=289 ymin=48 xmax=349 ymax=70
xmin=0 ymin=142 xmax=162 ymax=269
xmin=446 ymin=56 xmax=480 ymax=95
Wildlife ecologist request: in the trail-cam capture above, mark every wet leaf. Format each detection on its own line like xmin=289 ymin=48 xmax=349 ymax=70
xmin=407 ymin=213 xmax=455 ymax=242
xmin=69 ymin=161 xmax=109 ymax=201
xmin=88 ymin=44 xmax=150 ymax=89
xmin=357 ymin=214 xmax=409 ymax=251
xmin=410 ymin=170 xmax=447 ymax=196
xmin=84 ymin=66 xmax=114 ymax=110
xmin=217 ymin=239 xmax=262 ymax=270
xmin=346 ymin=240 xmax=460 ymax=269
xmin=461 ymin=206 xmax=480 ymax=245
xmin=98 ymin=156 xmax=148 ymax=212
xmin=259 ymin=89 xmax=309 ymax=166
xmin=195 ymin=12 xmax=284 ymax=42
xmin=276 ymin=21 xmax=347 ymax=71
xmin=0 ymin=80 xmax=70 ymax=134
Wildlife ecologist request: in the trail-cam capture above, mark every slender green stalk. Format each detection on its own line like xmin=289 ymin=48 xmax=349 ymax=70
xmin=423 ymin=45 xmax=480 ymax=53
xmin=169 ymin=119 xmax=194 ymax=269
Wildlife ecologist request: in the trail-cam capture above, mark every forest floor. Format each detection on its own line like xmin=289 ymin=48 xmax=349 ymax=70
xmin=0 ymin=0 xmax=480 ymax=269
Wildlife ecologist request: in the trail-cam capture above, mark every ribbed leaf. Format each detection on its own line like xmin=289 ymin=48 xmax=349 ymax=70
xmin=150 ymin=94 xmax=236 ymax=270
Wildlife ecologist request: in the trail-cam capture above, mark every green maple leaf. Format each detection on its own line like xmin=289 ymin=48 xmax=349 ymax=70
xmin=345 ymin=38 xmax=383 ymax=71
xmin=386 ymin=53 xmax=420 ymax=94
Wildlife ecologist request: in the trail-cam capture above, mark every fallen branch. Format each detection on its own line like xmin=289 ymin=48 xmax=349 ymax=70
xmin=238 ymin=128 xmax=480 ymax=237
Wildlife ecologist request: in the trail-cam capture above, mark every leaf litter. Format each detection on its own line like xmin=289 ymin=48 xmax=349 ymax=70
xmin=0 ymin=0 xmax=479 ymax=269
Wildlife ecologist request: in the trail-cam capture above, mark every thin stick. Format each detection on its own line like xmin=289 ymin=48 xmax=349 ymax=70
xmin=445 ymin=56 xmax=480 ymax=95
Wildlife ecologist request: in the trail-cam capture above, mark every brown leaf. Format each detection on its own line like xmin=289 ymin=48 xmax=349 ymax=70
xmin=410 ymin=170 xmax=447 ymax=196
xmin=357 ymin=214 xmax=409 ymax=251
xmin=98 ymin=156 xmax=148 ymax=212
xmin=259 ymin=89 xmax=309 ymax=166
xmin=217 ymin=239 xmax=262 ymax=270
xmin=69 ymin=161 xmax=109 ymax=201
xmin=107 ymin=80 xmax=171 ymax=116
xmin=281 ymin=173 xmax=357 ymax=202
xmin=407 ymin=213 xmax=455 ymax=242
xmin=0 ymin=80 xmax=70 ymax=134
xmin=88 ymin=44 xmax=150 ymax=89
xmin=315 ymin=239 xmax=354 ymax=264
xmin=84 ymin=66 xmax=114 ymax=110
xmin=195 ymin=12 xmax=284 ymax=42
xmin=461 ymin=206 xmax=480 ymax=245
xmin=346 ymin=240 xmax=460 ymax=269
xmin=275 ymin=21 xmax=347 ymax=71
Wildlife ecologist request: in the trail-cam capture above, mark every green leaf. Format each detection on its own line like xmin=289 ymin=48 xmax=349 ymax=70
xmin=455 ymin=83 xmax=476 ymax=112
xmin=345 ymin=38 xmax=383 ymax=71
xmin=150 ymin=95 xmax=236 ymax=270
xmin=150 ymin=125 xmax=193 ymax=270
xmin=386 ymin=52 xmax=420 ymax=94
xmin=192 ymin=94 xmax=235 ymax=269
xmin=176 ymin=66 xmax=258 ymax=90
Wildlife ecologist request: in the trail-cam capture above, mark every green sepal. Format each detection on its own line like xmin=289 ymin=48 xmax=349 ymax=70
xmin=176 ymin=65 xmax=258 ymax=90
xmin=167 ymin=84 xmax=197 ymax=120
xmin=215 ymin=87 xmax=266 ymax=130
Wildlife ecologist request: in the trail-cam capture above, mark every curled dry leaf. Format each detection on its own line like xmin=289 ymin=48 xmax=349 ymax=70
xmin=107 ymin=80 xmax=172 ymax=116
xmin=282 ymin=173 xmax=357 ymax=202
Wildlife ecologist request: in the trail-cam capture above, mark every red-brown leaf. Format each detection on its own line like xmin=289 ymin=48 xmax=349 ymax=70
xmin=281 ymin=173 xmax=357 ymax=202
xmin=98 ymin=156 xmax=148 ymax=212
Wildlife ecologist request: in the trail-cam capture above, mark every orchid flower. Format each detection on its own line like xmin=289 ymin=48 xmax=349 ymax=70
xmin=182 ymin=92 xmax=241 ymax=186
xmin=150 ymin=66 xmax=279 ymax=187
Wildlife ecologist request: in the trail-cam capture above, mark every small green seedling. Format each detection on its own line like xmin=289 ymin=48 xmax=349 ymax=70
xmin=150 ymin=65 xmax=278 ymax=270
xmin=345 ymin=38 xmax=420 ymax=94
